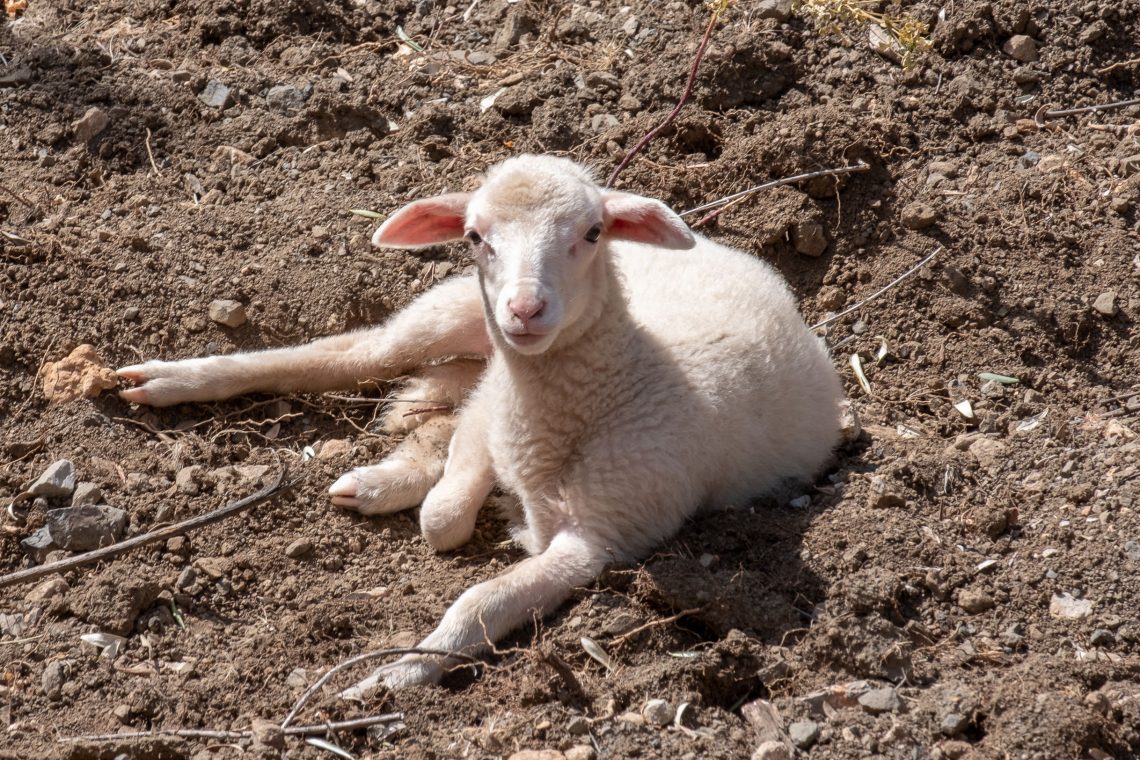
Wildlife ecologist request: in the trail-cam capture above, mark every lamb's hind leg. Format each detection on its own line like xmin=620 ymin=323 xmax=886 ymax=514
xmin=340 ymin=529 xmax=610 ymax=695
xmin=118 ymin=274 xmax=489 ymax=407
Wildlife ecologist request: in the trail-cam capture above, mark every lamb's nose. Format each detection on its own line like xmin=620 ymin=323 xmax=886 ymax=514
xmin=508 ymin=295 xmax=546 ymax=322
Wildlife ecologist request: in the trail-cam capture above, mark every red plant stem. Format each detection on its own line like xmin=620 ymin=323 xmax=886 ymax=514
xmin=605 ymin=8 xmax=723 ymax=188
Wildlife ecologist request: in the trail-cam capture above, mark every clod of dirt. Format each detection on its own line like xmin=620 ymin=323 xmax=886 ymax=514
xmin=793 ymin=220 xmax=828 ymax=257
xmin=957 ymin=588 xmax=995 ymax=614
xmin=46 ymin=504 xmax=128 ymax=551
xmin=39 ymin=345 xmax=118 ymax=403
xmin=68 ymin=573 xmax=161 ymax=636
xmin=71 ymin=107 xmax=109 ymax=143
xmin=901 ymin=202 xmax=939 ymax=230
xmin=208 ymin=299 xmax=247 ymax=328
xmin=41 ymin=659 xmax=74 ymax=700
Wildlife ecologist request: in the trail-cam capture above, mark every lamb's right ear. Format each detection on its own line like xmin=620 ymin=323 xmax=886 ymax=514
xmin=371 ymin=193 xmax=472 ymax=249
xmin=601 ymin=191 xmax=695 ymax=250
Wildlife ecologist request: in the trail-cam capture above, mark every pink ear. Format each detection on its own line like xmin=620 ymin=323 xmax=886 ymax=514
xmin=371 ymin=193 xmax=472 ymax=249
xmin=602 ymin=191 xmax=695 ymax=250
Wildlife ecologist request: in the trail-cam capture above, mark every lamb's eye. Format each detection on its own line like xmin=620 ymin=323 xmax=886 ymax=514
xmin=584 ymin=224 xmax=602 ymax=243
xmin=466 ymin=230 xmax=483 ymax=245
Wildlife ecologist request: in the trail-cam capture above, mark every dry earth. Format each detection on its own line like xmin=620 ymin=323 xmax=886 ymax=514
xmin=2 ymin=0 xmax=1140 ymax=758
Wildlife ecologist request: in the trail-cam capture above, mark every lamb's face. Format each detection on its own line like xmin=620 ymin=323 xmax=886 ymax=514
xmin=464 ymin=166 xmax=606 ymax=355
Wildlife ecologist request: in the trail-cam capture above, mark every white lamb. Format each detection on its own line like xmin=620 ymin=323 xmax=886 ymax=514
xmin=117 ymin=155 xmax=843 ymax=692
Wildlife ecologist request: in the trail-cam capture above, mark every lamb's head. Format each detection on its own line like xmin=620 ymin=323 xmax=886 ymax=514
xmin=372 ymin=155 xmax=694 ymax=354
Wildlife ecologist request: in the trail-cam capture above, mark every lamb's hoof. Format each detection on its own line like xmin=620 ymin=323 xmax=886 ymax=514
xmin=327 ymin=462 xmax=430 ymax=516
xmin=337 ymin=656 xmax=442 ymax=699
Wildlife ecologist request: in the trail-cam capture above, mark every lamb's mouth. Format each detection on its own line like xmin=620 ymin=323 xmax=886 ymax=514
xmin=503 ymin=329 xmax=551 ymax=348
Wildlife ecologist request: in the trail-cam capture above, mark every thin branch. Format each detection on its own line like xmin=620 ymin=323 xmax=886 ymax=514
xmin=811 ymin=246 xmax=943 ymax=331
xmin=60 ymin=713 xmax=403 ymax=743
xmin=1042 ymin=97 xmax=1140 ymax=119
xmin=612 ymin=607 xmax=702 ymax=645
xmin=281 ymin=647 xmax=482 ymax=729
xmin=144 ymin=128 xmax=161 ymax=176
xmin=605 ymin=3 xmax=727 ymax=188
xmin=0 ymin=470 xmax=295 ymax=590
xmin=682 ymin=162 xmax=870 ymax=220
xmin=1096 ymin=58 xmax=1140 ymax=75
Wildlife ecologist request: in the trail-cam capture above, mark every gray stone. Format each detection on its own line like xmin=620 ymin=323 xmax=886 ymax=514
xmin=21 ymin=526 xmax=56 ymax=563
xmin=175 ymin=465 xmax=203 ymax=496
xmin=29 ymin=459 xmax=77 ymax=498
xmin=940 ymin=712 xmax=969 ymax=736
xmin=1092 ymin=291 xmax=1118 ymax=317
xmin=622 ymin=16 xmax=639 ymax=36
xmin=176 ymin=566 xmax=198 ymax=589
xmin=71 ymin=107 xmax=110 ymax=142
xmin=1018 ymin=150 xmax=1041 ymax=168
xmin=756 ymin=0 xmax=793 ymax=22
xmin=901 ymin=202 xmax=938 ymax=230
xmin=1090 ymin=629 xmax=1115 ymax=647
xmin=208 ymin=299 xmax=247 ymax=328
xmin=71 ymin=482 xmax=103 ymax=506
xmin=1003 ymin=35 xmax=1038 ymax=62
xmin=642 ymin=698 xmax=673 ymax=727
xmin=858 ymin=687 xmax=901 ymax=714
xmin=788 ymin=720 xmax=820 ymax=749
xmin=198 ymin=81 xmax=234 ymax=109
xmin=1125 ymin=540 xmax=1140 ymax=562
xmin=266 ymin=84 xmax=310 ymax=112
xmin=46 ymin=504 xmax=128 ymax=551
xmin=793 ymin=220 xmax=828 ymax=257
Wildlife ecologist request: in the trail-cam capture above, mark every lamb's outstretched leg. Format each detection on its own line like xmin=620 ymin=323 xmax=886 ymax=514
xmin=378 ymin=359 xmax=485 ymax=435
xmin=118 ymin=275 xmax=489 ymax=407
xmin=340 ymin=530 xmax=609 ymax=696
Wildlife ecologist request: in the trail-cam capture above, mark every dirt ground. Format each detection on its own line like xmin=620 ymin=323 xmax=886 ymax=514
xmin=2 ymin=0 xmax=1140 ymax=758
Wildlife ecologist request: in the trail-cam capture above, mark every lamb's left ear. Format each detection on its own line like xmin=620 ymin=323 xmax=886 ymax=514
xmin=601 ymin=191 xmax=695 ymax=250
xmin=372 ymin=192 xmax=472 ymax=249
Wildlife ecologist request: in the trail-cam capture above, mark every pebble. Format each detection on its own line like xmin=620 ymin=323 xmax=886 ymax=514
xmin=1003 ymin=35 xmax=1038 ymax=62
xmin=29 ymin=459 xmax=78 ymax=498
xmin=285 ymin=538 xmax=313 ymax=559
xmin=752 ymin=741 xmax=791 ymax=760
xmin=317 ymin=439 xmax=352 ymax=459
xmin=176 ymin=465 xmax=203 ymax=495
xmin=788 ymin=720 xmax=820 ymax=749
xmin=867 ymin=476 xmax=905 ymax=509
xmin=1092 ymin=291 xmax=1118 ymax=317
xmin=642 ymin=698 xmax=674 ymax=727
xmin=566 ymin=715 xmax=590 ymax=735
xmin=286 ymin=667 xmax=309 ymax=691
xmin=46 ymin=504 xmax=128 ymax=551
xmin=590 ymin=113 xmax=619 ymax=132
xmin=927 ymin=161 xmax=958 ymax=179
xmin=1089 ymin=629 xmax=1114 ymax=647
xmin=251 ymin=718 xmax=285 ymax=750
xmin=176 ymin=566 xmax=197 ymax=589
xmin=1018 ymin=151 xmax=1041 ymax=168
xmin=123 ymin=306 xmax=140 ymax=321
xmin=755 ymin=0 xmax=793 ymax=22
xmin=1049 ymin=592 xmax=1093 ymax=619
xmin=71 ymin=482 xmax=103 ymax=506
xmin=793 ymin=220 xmax=827 ymax=257
xmin=71 ymin=107 xmax=110 ymax=142
xmin=957 ymin=588 xmax=994 ymax=614
xmin=198 ymin=81 xmax=234 ymax=109
xmin=41 ymin=660 xmax=73 ymax=700
xmin=112 ymin=704 xmax=132 ymax=724
xmin=565 ymin=746 xmax=596 ymax=760
xmin=858 ymin=687 xmax=901 ymax=714
xmin=901 ymin=202 xmax=938 ymax=230
xmin=266 ymin=84 xmax=309 ymax=112
xmin=1124 ymin=540 xmax=1140 ymax=562
xmin=617 ymin=93 xmax=642 ymax=112
xmin=20 ymin=527 xmax=56 ymax=563
xmin=26 ymin=577 xmax=69 ymax=603
xmin=940 ymin=712 xmax=969 ymax=736
xmin=208 ymin=299 xmax=247 ymax=328
xmin=968 ymin=437 xmax=1007 ymax=471
xmin=621 ymin=16 xmax=639 ymax=36
xmin=508 ymin=752 xmax=564 ymax=760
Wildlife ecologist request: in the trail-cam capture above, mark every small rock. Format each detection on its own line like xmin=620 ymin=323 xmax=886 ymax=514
xmin=176 ymin=566 xmax=197 ymax=589
xmin=1018 ymin=150 xmax=1041 ymax=169
xmin=112 ymin=704 xmax=132 ymax=724
xmin=26 ymin=577 xmax=69 ymax=603
xmin=839 ymin=400 xmax=862 ymax=443
xmin=742 ymin=698 xmax=789 ymax=744
xmin=71 ymin=107 xmax=110 ymax=142
xmin=858 ymin=687 xmax=901 ymax=714
xmin=590 ymin=113 xmax=619 ymax=132
xmin=957 ymin=588 xmax=994 ymax=614
xmin=39 ymin=345 xmax=118 ymax=403
xmin=166 ymin=535 xmax=188 ymax=555
xmin=1037 ymin=154 xmax=1065 ymax=173
xmin=251 ymin=718 xmax=285 ymax=750
xmin=927 ymin=161 xmax=958 ymax=178
xmin=21 ymin=527 xmax=57 ymax=563
xmin=29 ymin=459 xmax=78 ymax=497
xmin=793 ymin=220 xmax=828 ymax=257
xmin=1124 ymin=540 xmax=1140 ymax=562
xmin=1003 ymin=35 xmax=1038 ymax=63
xmin=46 ymin=504 xmax=128 ymax=551
xmin=317 ymin=439 xmax=352 ymax=459
xmin=756 ymin=0 xmax=793 ymax=22
xmin=198 ymin=81 xmax=234 ymax=109
xmin=235 ymin=464 xmax=272 ymax=482
xmin=508 ymin=752 xmax=564 ymax=760
xmin=867 ymin=476 xmax=905 ymax=509
xmin=901 ymin=202 xmax=938 ymax=230
xmin=940 ymin=712 xmax=969 ymax=737
xmin=788 ymin=720 xmax=820 ymax=749
xmin=817 ymin=285 xmax=845 ymax=310
xmin=642 ymin=698 xmax=674 ymax=727
xmin=621 ymin=16 xmax=639 ymax=36
xmin=968 ymin=437 xmax=1007 ymax=471
xmin=1092 ymin=291 xmax=1118 ymax=317
xmin=752 ymin=741 xmax=792 ymax=760
xmin=1049 ymin=592 xmax=1093 ymax=619
xmin=286 ymin=667 xmax=309 ymax=691
xmin=566 ymin=715 xmax=590 ymax=735
xmin=285 ymin=539 xmax=313 ymax=559
xmin=851 ymin=319 xmax=868 ymax=335
xmin=175 ymin=465 xmax=203 ymax=495
xmin=617 ymin=94 xmax=642 ymax=112
xmin=1090 ymin=629 xmax=1114 ymax=647
xmin=41 ymin=660 xmax=73 ymax=700
xmin=208 ymin=299 xmax=247 ymax=328
xmin=265 ymin=84 xmax=309 ymax=112
xmin=1079 ymin=21 xmax=1107 ymax=45
xmin=564 ymin=746 xmax=596 ymax=760
xmin=123 ymin=306 xmax=140 ymax=321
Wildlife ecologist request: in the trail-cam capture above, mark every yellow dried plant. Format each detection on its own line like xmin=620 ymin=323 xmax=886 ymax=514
xmin=794 ymin=0 xmax=931 ymax=67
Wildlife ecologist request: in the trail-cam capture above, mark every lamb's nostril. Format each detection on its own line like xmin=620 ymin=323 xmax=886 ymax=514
xmin=508 ymin=296 xmax=546 ymax=322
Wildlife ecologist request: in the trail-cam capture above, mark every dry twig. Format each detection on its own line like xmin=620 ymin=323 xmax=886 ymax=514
xmin=811 ymin=247 xmax=943 ymax=331
xmin=144 ymin=128 xmax=161 ymax=176
xmin=61 ymin=714 xmax=403 ymax=743
xmin=1041 ymin=97 xmax=1140 ymax=119
xmin=0 ymin=470 xmax=295 ymax=590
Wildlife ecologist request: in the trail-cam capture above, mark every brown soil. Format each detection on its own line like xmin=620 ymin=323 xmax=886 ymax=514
xmin=3 ymin=1 xmax=1139 ymax=758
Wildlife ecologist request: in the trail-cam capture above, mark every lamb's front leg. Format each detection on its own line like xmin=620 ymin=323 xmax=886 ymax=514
xmin=117 ymin=275 xmax=489 ymax=407
xmin=340 ymin=530 xmax=609 ymax=696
